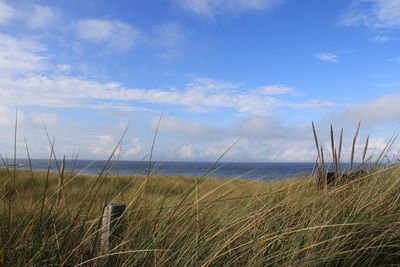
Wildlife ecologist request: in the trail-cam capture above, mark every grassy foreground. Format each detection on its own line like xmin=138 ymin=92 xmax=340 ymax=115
xmin=1 ymin=164 xmax=400 ymax=266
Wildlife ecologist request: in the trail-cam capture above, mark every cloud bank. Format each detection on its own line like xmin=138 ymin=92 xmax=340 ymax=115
xmin=342 ymin=0 xmax=400 ymax=29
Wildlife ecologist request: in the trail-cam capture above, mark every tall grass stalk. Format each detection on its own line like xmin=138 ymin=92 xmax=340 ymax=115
xmin=348 ymin=120 xmax=361 ymax=173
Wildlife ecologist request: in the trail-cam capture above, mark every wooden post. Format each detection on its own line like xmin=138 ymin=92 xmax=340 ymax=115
xmin=100 ymin=203 xmax=126 ymax=254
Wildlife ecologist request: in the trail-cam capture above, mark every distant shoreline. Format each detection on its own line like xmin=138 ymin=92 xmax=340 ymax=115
xmin=0 ymin=159 xmax=323 ymax=181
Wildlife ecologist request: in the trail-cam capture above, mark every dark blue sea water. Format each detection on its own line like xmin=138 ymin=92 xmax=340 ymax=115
xmin=4 ymin=159 xmax=319 ymax=182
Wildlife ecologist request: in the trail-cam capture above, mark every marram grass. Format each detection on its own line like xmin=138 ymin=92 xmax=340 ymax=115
xmin=1 ymin=164 xmax=400 ymax=266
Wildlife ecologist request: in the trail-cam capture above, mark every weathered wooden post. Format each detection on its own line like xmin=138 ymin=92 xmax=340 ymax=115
xmin=100 ymin=203 xmax=126 ymax=254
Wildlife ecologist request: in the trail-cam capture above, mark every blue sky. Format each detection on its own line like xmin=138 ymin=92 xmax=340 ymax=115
xmin=0 ymin=0 xmax=399 ymax=162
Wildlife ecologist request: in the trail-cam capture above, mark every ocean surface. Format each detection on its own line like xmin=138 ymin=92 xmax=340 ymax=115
xmin=3 ymin=159 xmax=321 ymax=182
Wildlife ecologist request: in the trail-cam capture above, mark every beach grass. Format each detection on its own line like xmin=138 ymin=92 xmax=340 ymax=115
xmin=1 ymin=162 xmax=399 ymax=266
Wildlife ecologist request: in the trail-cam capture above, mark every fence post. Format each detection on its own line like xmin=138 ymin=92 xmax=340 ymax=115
xmin=100 ymin=203 xmax=126 ymax=254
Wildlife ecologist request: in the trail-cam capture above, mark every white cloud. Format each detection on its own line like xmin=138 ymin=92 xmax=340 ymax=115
xmin=291 ymin=99 xmax=340 ymax=109
xmin=342 ymin=0 xmax=400 ymax=29
xmin=150 ymin=116 xmax=226 ymax=138
xmin=255 ymin=85 xmax=293 ymax=95
xmin=32 ymin=112 xmax=58 ymax=125
xmin=0 ymin=34 xmax=48 ymax=76
xmin=150 ymin=22 xmax=187 ymax=60
xmin=56 ymin=64 xmax=72 ymax=72
xmin=26 ymin=5 xmax=57 ymax=29
xmin=388 ymin=57 xmax=400 ymax=63
xmin=178 ymin=144 xmax=195 ymax=159
xmin=151 ymin=23 xmax=186 ymax=47
xmin=100 ymin=135 xmax=112 ymax=142
xmin=314 ymin=52 xmax=339 ymax=63
xmin=0 ymin=33 xmax=338 ymax=116
xmin=168 ymin=127 xmax=317 ymax=162
xmin=89 ymin=135 xmax=120 ymax=155
xmin=0 ymin=106 xmax=20 ymax=127
xmin=0 ymin=2 xmax=57 ymax=29
xmin=326 ymin=94 xmax=400 ymax=127
xmin=175 ymin=0 xmax=283 ymax=17
xmin=123 ymin=138 xmax=143 ymax=157
xmin=371 ymin=35 xmax=396 ymax=42
xmin=186 ymin=77 xmax=238 ymax=92
xmin=368 ymin=137 xmax=388 ymax=150
xmin=277 ymin=146 xmax=316 ymax=162
xmin=88 ymin=135 xmax=144 ymax=158
xmin=76 ymin=19 xmax=139 ymax=51
xmin=234 ymin=116 xmax=395 ymax=162
xmin=173 ymin=138 xmax=242 ymax=161
xmin=232 ymin=115 xmax=396 ymax=162
xmin=0 ymin=74 xmax=339 ymax=115
xmin=183 ymin=105 xmax=216 ymax=113
xmin=77 ymin=19 xmax=113 ymax=41
xmin=0 ymin=0 xmax=16 ymax=25
xmin=238 ymin=115 xmax=307 ymax=140
xmin=159 ymin=117 xmax=312 ymax=162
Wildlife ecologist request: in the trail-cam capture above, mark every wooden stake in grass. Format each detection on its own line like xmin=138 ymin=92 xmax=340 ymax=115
xmin=100 ymin=203 xmax=126 ymax=254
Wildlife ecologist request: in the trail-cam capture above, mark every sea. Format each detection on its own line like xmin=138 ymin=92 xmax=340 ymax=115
xmin=3 ymin=159 xmax=322 ymax=182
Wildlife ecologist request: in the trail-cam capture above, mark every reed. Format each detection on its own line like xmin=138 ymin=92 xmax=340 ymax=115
xmin=348 ymin=120 xmax=361 ymax=173
xmin=311 ymin=121 xmax=378 ymax=189
xmin=361 ymin=135 xmax=369 ymax=165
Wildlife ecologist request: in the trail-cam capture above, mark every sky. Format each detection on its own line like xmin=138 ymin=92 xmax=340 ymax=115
xmin=0 ymin=0 xmax=399 ymax=162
